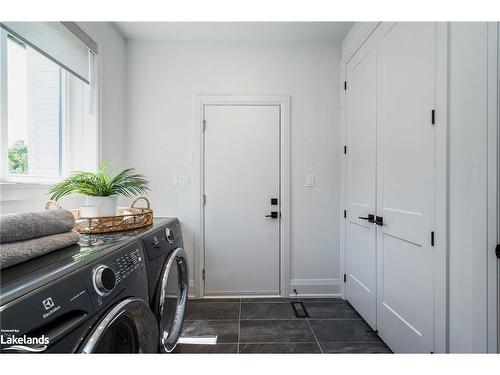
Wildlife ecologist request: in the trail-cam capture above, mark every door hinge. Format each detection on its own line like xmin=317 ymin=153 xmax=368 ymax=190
xmin=202 ymin=119 xmax=207 ymax=131
xmin=431 ymin=231 xmax=435 ymax=247
xmin=343 ymin=274 xmax=347 ymax=283
xmin=343 ymin=210 xmax=346 ymax=219
xmin=203 ymin=194 xmax=206 ymax=206
xmin=344 ymin=81 xmax=347 ymax=90
xmin=202 ymin=269 xmax=205 ymax=281
xmin=431 ymin=109 xmax=435 ymax=125
xmin=344 ymin=145 xmax=347 ymax=154
xmin=495 ymin=244 xmax=500 ymax=259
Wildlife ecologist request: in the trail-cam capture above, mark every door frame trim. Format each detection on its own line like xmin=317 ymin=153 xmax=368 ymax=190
xmin=486 ymin=21 xmax=499 ymax=353
xmin=434 ymin=21 xmax=449 ymax=354
xmin=195 ymin=95 xmax=291 ymax=299
xmin=340 ymin=22 xmax=448 ymax=353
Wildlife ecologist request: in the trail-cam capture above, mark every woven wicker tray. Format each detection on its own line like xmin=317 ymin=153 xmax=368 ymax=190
xmin=45 ymin=197 xmax=153 ymax=235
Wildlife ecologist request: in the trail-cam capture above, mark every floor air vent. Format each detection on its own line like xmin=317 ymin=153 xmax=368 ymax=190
xmin=290 ymin=301 xmax=309 ymax=318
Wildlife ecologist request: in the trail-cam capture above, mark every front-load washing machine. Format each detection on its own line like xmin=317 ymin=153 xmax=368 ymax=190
xmin=139 ymin=218 xmax=189 ymax=352
xmin=0 ymin=237 xmax=158 ymax=353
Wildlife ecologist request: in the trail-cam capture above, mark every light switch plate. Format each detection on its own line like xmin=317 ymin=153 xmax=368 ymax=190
xmin=306 ymin=175 xmax=315 ymax=188
xmin=173 ymin=176 xmax=189 ymax=188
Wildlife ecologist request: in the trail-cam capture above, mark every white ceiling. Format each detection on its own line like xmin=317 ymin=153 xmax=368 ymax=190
xmin=114 ymin=22 xmax=353 ymax=42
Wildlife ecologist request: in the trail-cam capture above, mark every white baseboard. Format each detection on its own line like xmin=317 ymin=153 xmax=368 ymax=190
xmin=289 ymin=278 xmax=342 ymax=298
xmin=188 ymin=278 xmax=342 ymax=299
xmin=188 ymin=279 xmax=195 ymax=298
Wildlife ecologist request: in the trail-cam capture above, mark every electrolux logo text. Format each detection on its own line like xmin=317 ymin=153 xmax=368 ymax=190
xmin=41 ymin=297 xmax=61 ymax=319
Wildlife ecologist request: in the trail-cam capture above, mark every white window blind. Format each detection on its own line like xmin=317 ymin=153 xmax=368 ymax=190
xmin=0 ymin=22 xmax=97 ymax=84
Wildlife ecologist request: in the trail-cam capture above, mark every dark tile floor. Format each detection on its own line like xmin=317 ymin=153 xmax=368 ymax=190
xmin=175 ymin=297 xmax=392 ymax=354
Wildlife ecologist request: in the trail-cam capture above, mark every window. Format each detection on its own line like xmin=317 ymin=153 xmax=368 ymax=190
xmin=0 ymin=29 xmax=98 ymax=183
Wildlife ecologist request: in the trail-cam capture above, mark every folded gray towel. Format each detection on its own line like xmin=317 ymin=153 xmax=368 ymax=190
xmin=0 ymin=209 xmax=75 ymax=244
xmin=0 ymin=231 xmax=80 ymax=269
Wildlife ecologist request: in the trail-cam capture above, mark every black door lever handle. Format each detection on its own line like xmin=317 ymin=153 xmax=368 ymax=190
xmin=265 ymin=211 xmax=279 ymax=219
xmin=375 ymin=216 xmax=384 ymax=226
xmin=358 ymin=214 xmax=375 ymax=223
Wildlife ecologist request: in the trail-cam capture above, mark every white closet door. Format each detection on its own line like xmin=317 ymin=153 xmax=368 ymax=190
xmin=344 ymin=38 xmax=377 ymax=329
xmin=376 ymin=22 xmax=436 ymax=353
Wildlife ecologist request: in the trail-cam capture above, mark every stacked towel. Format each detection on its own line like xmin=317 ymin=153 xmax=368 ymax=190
xmin=0 ymin=231 xmax=81 ymax=269
xmin=0 ymin=209 xmax=75 ymax=243
xmin=0 ymin=209 xmax=80 ymax=269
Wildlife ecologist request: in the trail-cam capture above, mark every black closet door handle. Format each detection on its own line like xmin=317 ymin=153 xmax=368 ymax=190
xmin=265 ymin=211 xmax=279 ymax=219
xmin=375 ymin=216 xmax=384 ymax=226
xmin=358 ymin=214 xmax=375 ymax=223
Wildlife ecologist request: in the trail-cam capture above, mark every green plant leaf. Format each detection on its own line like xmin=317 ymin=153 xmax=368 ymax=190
xmin=49 ymin=161 xmax=150 ymax=200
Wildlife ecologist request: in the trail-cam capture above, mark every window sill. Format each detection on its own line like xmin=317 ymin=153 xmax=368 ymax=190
xmin=0 ymin=181 xmax=52 ymax=205
xmin=0 ymin=181 xmax=54 ymax=190
xmin=1 ymin=176 xmax=63 ymax=187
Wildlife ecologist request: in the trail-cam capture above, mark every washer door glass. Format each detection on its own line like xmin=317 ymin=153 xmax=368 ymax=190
xmin=156 ymin=247 xmax=189 ymax=352
xmin=80 ymin=298 xmax=158 ymax=353
xmin=93 ymin=315 xmax=138 ymax=353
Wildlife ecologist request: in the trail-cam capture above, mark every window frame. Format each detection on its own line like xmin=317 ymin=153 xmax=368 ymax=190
xmin=0 ymin=28 xmax=100 ymax=186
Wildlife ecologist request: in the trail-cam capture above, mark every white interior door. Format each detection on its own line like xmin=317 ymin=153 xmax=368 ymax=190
xmin=204 ymin=105 xmax=280 ymax=296
xmin=344 ymin=38 xmax=378 ymax=329
xmin=376 ymin=22 xmax=436 ymax=353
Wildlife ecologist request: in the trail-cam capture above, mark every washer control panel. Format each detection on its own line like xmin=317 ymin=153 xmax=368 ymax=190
xmin=90 ymin=244 xmax=145 ymax=305
xmin=113 ymin=247 xmax=143 ymax=284
xmin=142 ymin=221 xmax=183 ymax=261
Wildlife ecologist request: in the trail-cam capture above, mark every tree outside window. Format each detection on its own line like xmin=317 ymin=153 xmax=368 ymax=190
xmin=8 ymin=139 xmax=28 ymax=174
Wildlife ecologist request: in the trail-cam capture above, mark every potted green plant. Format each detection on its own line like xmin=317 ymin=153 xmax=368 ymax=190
xmin=49 ymin=161 xmax=150 ymax=217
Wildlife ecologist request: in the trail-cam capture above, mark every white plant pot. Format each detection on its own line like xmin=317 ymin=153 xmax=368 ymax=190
xmin=85 ymin=196 xmax=118 ymax=217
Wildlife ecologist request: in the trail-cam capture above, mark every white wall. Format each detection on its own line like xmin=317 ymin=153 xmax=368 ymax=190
xmin=0 ymin=22 xmax=126 ymax=214
xmin=125 ymin=40 xmax=343 ymax=296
